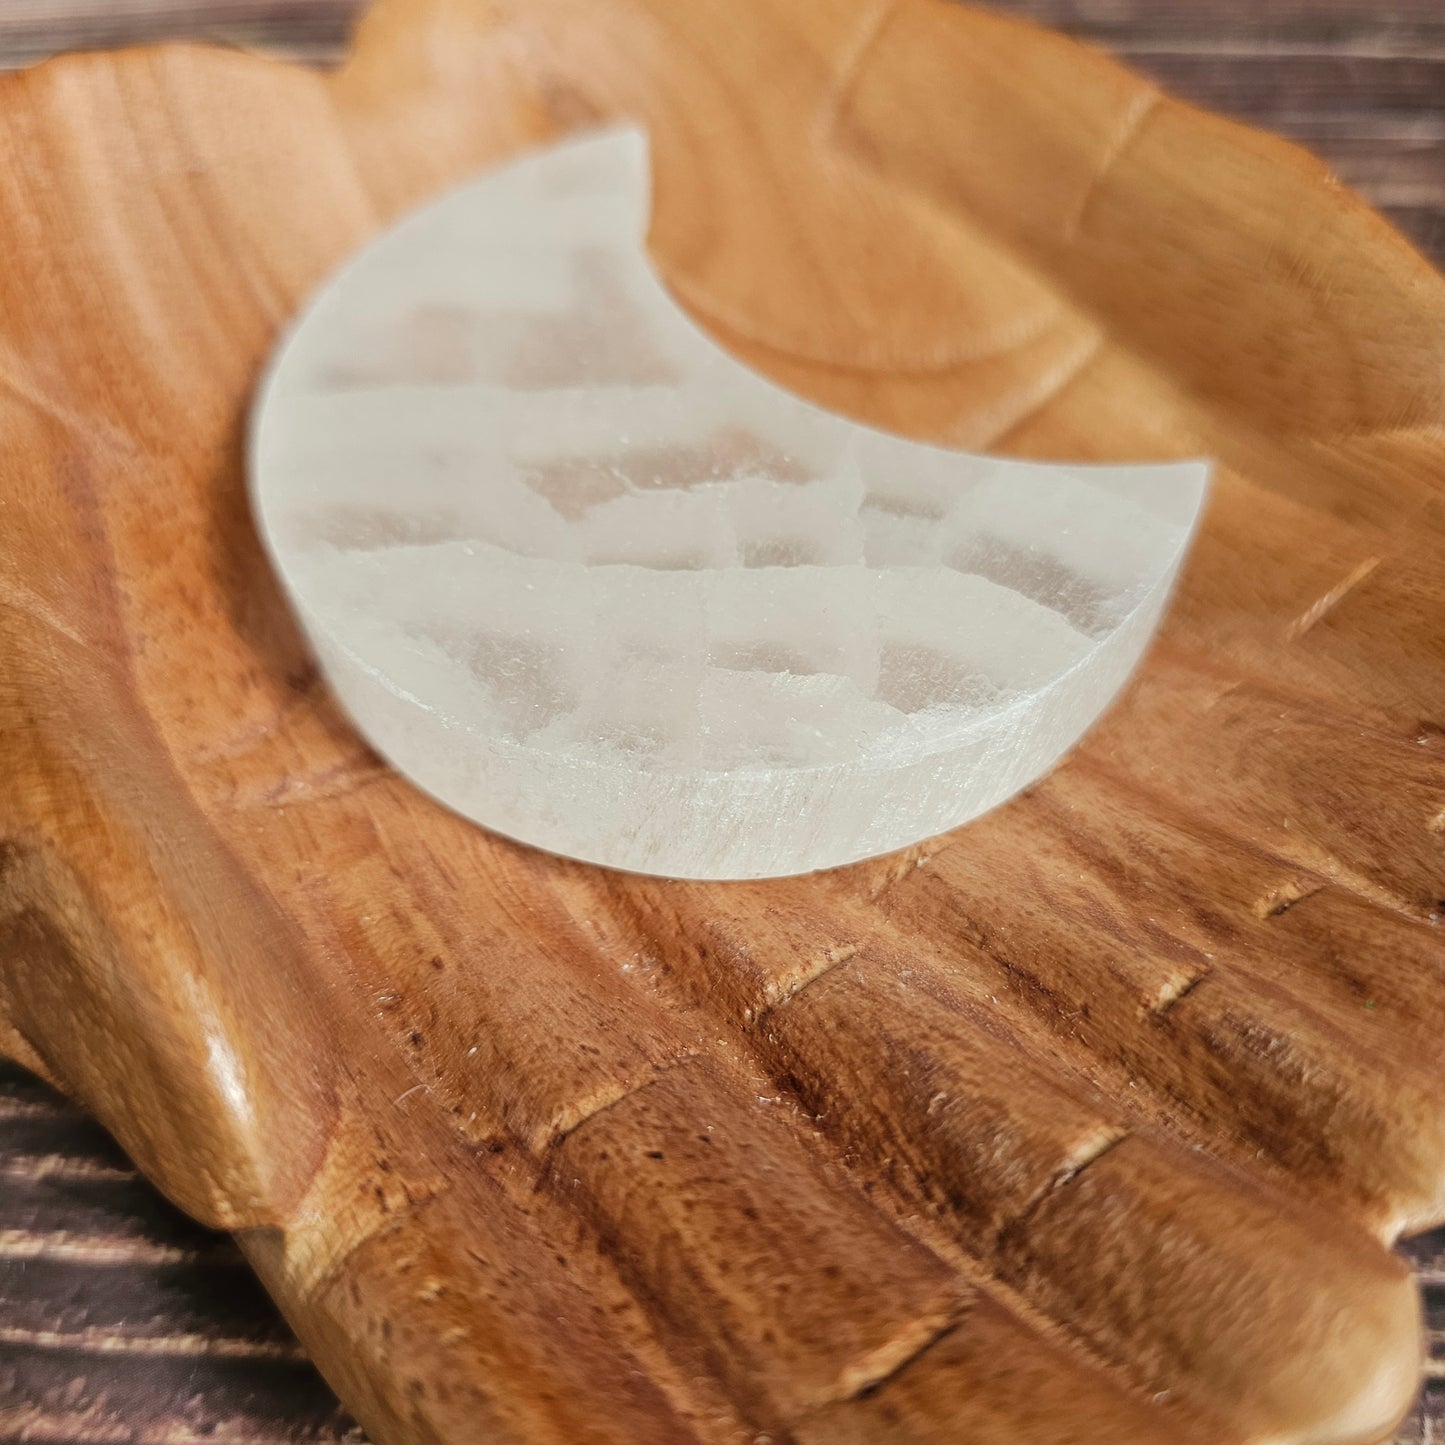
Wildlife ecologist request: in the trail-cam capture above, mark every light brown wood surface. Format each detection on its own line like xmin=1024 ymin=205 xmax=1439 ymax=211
xmin=2 ymin=0 xmax=1444 ymax=1441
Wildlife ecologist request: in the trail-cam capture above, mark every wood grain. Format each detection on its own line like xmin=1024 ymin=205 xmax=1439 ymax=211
xmin=5 ymin=0 xmax=1440 ymax=265
xmin=0 ymin=0 xmax=357 ymax=68
xmin=1 ymin=1 xmax=1444 ymax=1443
xmin=11 ymin=1045 xmax=1437 ymax=1440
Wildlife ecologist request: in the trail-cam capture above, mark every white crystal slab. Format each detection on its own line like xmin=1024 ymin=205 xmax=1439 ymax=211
xmin=249 ymin=126 xmax=1208 ymax=880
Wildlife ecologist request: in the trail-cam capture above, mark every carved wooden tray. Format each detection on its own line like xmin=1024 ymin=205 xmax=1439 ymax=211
xmin=2 ymin=0 xmax=1444 ymax=1440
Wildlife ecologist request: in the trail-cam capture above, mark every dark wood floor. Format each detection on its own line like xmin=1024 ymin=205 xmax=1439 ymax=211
xmin=1 ymin=2 xmax=1442 ymax=1442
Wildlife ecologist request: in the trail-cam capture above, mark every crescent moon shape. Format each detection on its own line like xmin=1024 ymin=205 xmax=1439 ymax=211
xmin=249 ymin=127 xmax=1208 ymax=880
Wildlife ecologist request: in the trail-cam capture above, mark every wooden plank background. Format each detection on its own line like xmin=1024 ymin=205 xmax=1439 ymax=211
xmin=0 ymin=2 xmax=1441 ymax=1442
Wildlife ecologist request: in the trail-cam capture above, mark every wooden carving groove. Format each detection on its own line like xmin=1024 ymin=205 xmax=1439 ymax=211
xmin=2 ymin=0 xmax=1444 ymax=1440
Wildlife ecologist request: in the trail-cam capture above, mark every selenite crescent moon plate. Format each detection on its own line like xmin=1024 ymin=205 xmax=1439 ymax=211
xmin=249 ymin=126 xmax=1208 ymax=879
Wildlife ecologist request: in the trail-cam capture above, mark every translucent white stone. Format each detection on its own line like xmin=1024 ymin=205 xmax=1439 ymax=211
xmin=249 ymin=127 xmax=1208 ymax=879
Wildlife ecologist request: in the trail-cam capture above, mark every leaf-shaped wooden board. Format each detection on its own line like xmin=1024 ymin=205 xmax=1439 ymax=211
xmin=2 ymin=1 xmax=1443 ymax=1441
